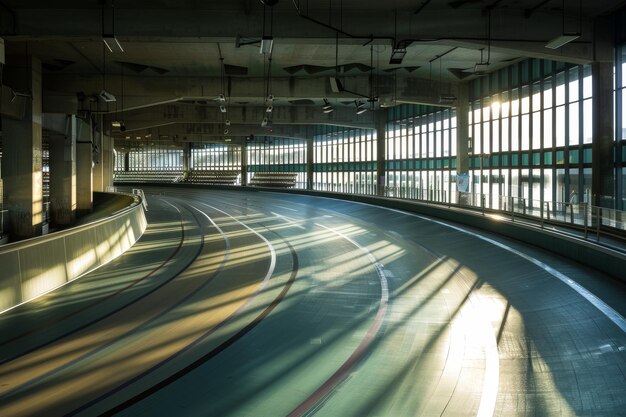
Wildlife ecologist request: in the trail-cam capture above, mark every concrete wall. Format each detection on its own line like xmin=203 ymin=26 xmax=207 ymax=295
xmin=0 ymin=193 xmax=147 ymax=313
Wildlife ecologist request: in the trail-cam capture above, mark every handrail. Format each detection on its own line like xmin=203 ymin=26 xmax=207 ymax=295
xmin=0 ymin=193 xmax=142 ymax=252
xmin=0 ymin=191 xmax=147 ymax=313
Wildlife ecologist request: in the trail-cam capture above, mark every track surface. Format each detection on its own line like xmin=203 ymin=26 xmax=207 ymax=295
xmin=0 ymin=188 xmax=625 ymax=416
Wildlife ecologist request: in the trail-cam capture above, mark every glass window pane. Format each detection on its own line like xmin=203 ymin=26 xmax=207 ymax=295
xmin=583 ymin=99 xmax=592 ymax=144
xmin=569 ymin=102 xmax=579 ymax=146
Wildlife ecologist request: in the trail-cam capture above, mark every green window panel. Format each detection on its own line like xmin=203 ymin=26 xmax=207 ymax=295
xmin=521 ymin=153 xmax=529 ymax=166
xmin=544 ymin=151 xmax=553 ymax=165
xmin=569 ymin=150 xmax=580 ymax=164
xmin=556 ymin=150 xmax=565 ymax=164
xmin=501 ymin=154 xmax=509 ymax=167
xmin=583 ymin=148 xmax=593 ymax=164
xmin=493 ymin=155 xmax=500 ymax=167
xmin=512 ymin=154 xmax=519 ymax=167
xmin=532 ymin=152 xmax=541 ymax=166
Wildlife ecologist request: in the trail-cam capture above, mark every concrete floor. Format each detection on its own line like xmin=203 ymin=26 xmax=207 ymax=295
xmin=0 ymin=188 xmax=625 ymax=417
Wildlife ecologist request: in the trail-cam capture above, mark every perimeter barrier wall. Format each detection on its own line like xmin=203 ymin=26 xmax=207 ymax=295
xmin=0 ymin=192 xmax=147 ymax=313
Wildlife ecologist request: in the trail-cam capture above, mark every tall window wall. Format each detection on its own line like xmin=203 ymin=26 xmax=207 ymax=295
xmin=191 ymin=143 xmax=241 ymax=171
xmin=126 ymin=145 xmax=184 ymax=171
xmin=468 ymin=59 xmax=593 ymax=212
xmin=313 ymin=126 xmax=377 ymax=194
xmin=385 ymin=105 xmax=457 ymax=202
xmin=247 ymin=138 xmax=307 ymax=187
xmin=114 ymin=149 xmax=124 ymax=172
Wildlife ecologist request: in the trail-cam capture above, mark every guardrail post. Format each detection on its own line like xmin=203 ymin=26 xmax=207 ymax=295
xmin=583 ymin=203 xmax=589 ymax=239
xmin=596 ymin=207 xmax=601 ymax=242
xmin=522 ymin=198 xmax=526 ymax=215
xmin=569 ymin=203 xmax=574 ymax=224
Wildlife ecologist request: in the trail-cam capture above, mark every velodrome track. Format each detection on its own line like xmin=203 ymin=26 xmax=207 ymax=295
xmin=0 ymin=187 xmax=625 ymax=416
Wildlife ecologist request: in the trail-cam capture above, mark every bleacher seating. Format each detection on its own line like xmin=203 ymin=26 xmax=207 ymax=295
xmin=249 ymin=172 xmax=298 ymax=188
xmin=114 ymin=170 xmax=184 ymax=184
xmin=186 ymin=170 xmax=239 ymax=185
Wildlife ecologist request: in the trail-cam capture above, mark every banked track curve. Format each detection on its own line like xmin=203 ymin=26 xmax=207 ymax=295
xmin=0 ymin=187 xmax=624 ymax=417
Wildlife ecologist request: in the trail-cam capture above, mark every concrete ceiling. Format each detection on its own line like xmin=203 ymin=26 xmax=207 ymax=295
xmin=1 ymin=0 xmax=624 ymax=146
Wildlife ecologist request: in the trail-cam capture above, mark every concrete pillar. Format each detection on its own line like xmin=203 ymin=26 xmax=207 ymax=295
xmin=2 ymin=54 xmax=43 ymax=240
xmin=306 ymin=127 xmax=314 ymax=190
xmin=375 ymin=110 xmax=387 ymax=196
xmin=49 ymin=115 xmax=76 ymax=225
xmin=241 ymin=143 xmax=248 ymax=186
xmin=456 ymin=83 xmax=470 ymax=204
xmin=182 ymin=143 xmax=190 ymax=173
xmin=100 ymin=133 xmax=114 ymax=191
xmin=76 ymin=117 xmax=93 ymax=214
xmin=591 ymin=15 xmax=615 ymax=208
xmin=92 ymin=116 xmax=111 ymax=192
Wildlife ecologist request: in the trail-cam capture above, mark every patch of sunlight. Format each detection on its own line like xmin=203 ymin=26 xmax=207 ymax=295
xmin=486 ymin=213 xmax=508 ymax=222
xmin=67 ymin=247 xmax=98 ymax=278
xmin=22 ymin=262 xmax=67 ymax=301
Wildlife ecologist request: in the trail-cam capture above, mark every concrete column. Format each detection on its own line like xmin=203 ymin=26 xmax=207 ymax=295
xmin=49 ymin=115 xmax=76 ymax=225
xmin=99 ymin=133 xmax=113 ymax=191
xmin=456 ymin=83 xmax=470 ymax=204
xmin=2 ymin=54 xmax=43 ymax=240
xmin=92 ymin=116 xmax=109 ymax=192
xmin=306 ymin=126 xmax=314 ymax=190
xmin=182 ymin=143 xmax=190 ymax=173
xmin=76 ymin=117 xmax=93 ymax=214
xmin=241 ymin=143 xmax=248 ymax=186
xmin=591 ymin=15 xmax=615 ymax=208
xmin=375 ymin=110 xmax=387 ymax=196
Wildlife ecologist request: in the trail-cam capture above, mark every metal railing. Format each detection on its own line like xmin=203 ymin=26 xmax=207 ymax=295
xmin=451 ymin=192 xmax=626 ymax=240
xmin=132 ymin=188 xmax=148 ymax=211
xmin=376 ymin=185 xmax=626 ymax=240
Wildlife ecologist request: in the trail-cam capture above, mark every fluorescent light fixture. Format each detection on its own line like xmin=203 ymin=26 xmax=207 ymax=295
xmin=322 ymin=99 xmax=334 ymax=113
xmin=438 ymin=94 xmax=457 ymax=104
xmin=219 ymin=105 xmax=227 ymax=113
xmin=355 ymin=101 xmax=367 ymax=115
xmin=260 ymin=36 xmax=274 ymax=54
xmin=218 ymin=93 xmax=226 ymax=102
xmin=224 ymin=128 xmax=230 ymax=135
xmin=261 ymin=117 xmax=272 ymax=128
xmin=266 ymin=94 xmax=274 ymax=102
xmin=225 ymin=119 xmax=231 ymax=126
xmin=474 ymin=63 xmax=490 ymax=73
xmin=389 ymin=48 xmax=407 ymax=65
xmin=99 ymin=89 xmax=116 ymax=102
xmin=103 ymin=35 xmax=124 ymax=53
xmin=266 ymin=105 xmax=273 ymax=113
xmin=225 ymin=137 xmax=232 ymax=142
xmin=545 ymin=34 xmax=580 ymax=49
xmin=111 ymin=120 xmax=122 ymax=128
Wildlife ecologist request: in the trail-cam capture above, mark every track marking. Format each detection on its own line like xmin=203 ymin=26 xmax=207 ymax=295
xmin=374 ymin=205 xmax=626 ymax=335
xmin=96 ymin=215 xmax=297 ymax=417
xmin=286 ymin=222 xmax=389 ymax=417
xmin=0 ymin=199 xmax=190 ymax=362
